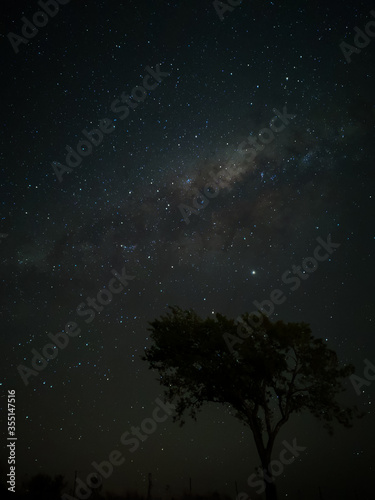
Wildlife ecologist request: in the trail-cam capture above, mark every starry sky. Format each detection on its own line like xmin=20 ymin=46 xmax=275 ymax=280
xmin=1 ymin=0 xmax=375 ymax=499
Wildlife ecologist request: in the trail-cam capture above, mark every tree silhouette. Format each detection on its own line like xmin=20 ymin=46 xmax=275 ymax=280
xmin=26 ymin=473 xmax=66 ymax=500
xmin=142 ymin=307 xmax=363 ymax=500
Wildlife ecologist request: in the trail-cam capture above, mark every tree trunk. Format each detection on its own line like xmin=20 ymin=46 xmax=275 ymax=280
xmin=250 ymin=425 xmax=278 ymax=500
xmin=264 ymin=479 xmax=278 ymax=500
xmin=261 ymin=457 xmax=278 ymax=500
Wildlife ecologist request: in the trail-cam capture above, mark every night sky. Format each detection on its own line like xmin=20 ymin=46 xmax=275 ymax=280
xmin=1 ymin=0 xmax=375 ymax=499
